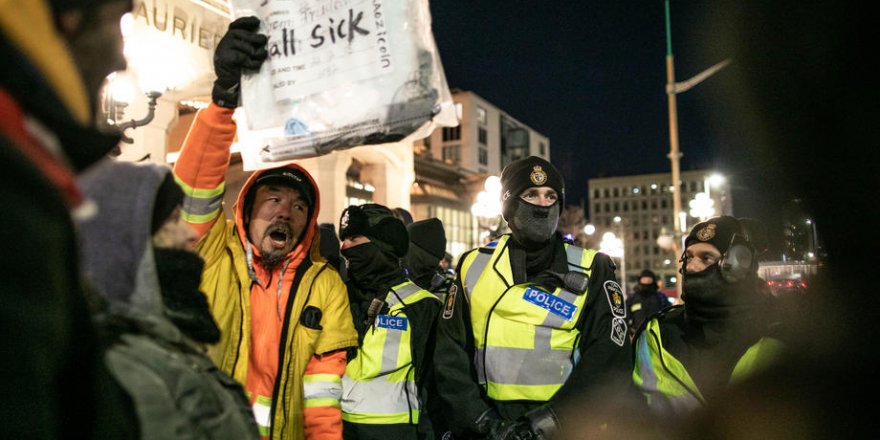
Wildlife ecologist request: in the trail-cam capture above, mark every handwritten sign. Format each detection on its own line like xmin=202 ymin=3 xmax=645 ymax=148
xmin=262 ymin=0 xmax=393 ymax=98
xmin=231 ymin=0 xmax=457 ymax=165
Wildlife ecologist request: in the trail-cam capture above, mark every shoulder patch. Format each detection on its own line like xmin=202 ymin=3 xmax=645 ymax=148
xmin=442 ymin=285 xmax=458 ymax=319
xmin=604 ymin=280 xmax=626 ymax=318
xmin=611 ymin=317 xmax=627 ymax=346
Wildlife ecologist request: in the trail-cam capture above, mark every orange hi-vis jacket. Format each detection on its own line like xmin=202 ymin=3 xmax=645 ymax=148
xmin=173 ymin=103 xmax=358 ymax=440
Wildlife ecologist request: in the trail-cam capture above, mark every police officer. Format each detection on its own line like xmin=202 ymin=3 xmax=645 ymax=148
xmin=338 ymin=204 xmax=442 ymax=440
xmin=632 ymin=216 xmax=783 ymax=424
xmin=626 ymin=269 xmax=669 ymax=337
xmin=403 ymin=218 xmax=450 ymax=297
xmin=433 ymin=156 xmax=632 ymax=439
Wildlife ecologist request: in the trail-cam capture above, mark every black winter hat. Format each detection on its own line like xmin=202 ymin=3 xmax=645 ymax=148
xmin=407 ymin=218 xmax=447 ymax=260
xmin=639 ymin=269 xmax=658 ymax=283
xmin=339 ymin=204 xmax=409 ymax=257
xmin=151 ymin=172 xmax=184 ymax=235
xmin=393 ymin=208 xmax=414 ymax=226
xmin=243 ymin=167 xmax=316 ymax=220
xmin=500 ymin=156 xmax=565 ymax=220
xmin=685 ymin=216 xmax=748 ymax=255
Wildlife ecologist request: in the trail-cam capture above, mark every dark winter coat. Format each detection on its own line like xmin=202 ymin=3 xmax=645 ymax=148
xmin=77 ymin=161 xmax=260 ymax=439
xmin=0 ymin=3 xmax=132 ymax=438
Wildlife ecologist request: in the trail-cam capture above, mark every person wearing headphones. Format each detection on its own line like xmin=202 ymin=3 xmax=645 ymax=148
xmin=632 ymin=216 xmax=785 ymax=427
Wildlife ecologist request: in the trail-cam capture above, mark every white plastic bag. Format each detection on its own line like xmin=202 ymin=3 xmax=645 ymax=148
xmin=229 ymin=0 xmax=457 ymax=165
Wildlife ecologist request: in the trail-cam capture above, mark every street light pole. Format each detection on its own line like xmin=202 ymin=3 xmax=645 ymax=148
xmin=664 ymin=0 xmax=730 ymax=297
xmin=664 ymin=0 xmax=684 ymax=297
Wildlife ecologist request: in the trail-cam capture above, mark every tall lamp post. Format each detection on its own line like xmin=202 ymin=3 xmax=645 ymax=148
xmin=664 ymin=0 xmax=730 ymax=296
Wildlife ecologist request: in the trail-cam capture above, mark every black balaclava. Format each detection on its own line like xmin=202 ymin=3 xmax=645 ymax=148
xmin=500 ymin=156 xmax=565 ymax=250
xmin=637 ymin=269 xmax=659 ymax=296
xmin=341 ymin=242 xmax=401 ymax=292
xmin=681 ymin=217 xmax=771 ymax=344
xmin=338 ymin=204 xmax=409 ymax=292
xmin=403 ymin=218 xmax=447 ymax=290
xmin=154 ymin=248 xmax=220 ymax=344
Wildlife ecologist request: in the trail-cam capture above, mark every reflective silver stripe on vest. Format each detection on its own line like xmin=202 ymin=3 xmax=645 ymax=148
xmin=341 ymin=376 xmax=420 ymax=415
xmin=566 ymin=244 xmax=584 ymax=272
xmin=476 ymin=244 xmax=588 ymax=386
xmin=387 ymin=282 xmax=422 ymax=308
xmin=464 ymin=251 xmax=492 ymax=302
xmin=341 ymin=282 xmax=423 ymax=416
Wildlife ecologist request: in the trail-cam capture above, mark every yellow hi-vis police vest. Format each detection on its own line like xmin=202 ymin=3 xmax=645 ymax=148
xmin=632 ymin=314 xmax=784 ymax=415
xmin=460 ymin=235 xmax=597 ymax=402
xmin=341 ymin=281 xmax=439 ymax=424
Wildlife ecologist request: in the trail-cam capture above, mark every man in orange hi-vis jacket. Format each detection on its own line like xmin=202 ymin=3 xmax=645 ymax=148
xmin=172 ymin=17 xmax=358 ymax=440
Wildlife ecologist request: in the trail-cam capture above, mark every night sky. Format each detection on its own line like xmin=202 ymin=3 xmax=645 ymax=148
xmin=429 ymin=1 xmax=793 ymax=254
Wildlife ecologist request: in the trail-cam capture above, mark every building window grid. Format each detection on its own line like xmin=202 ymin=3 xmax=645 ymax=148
xmin=442 ymin=126 xmax=461 ymax=142
xmin=442 ymin=145 xmax=461 ymax=164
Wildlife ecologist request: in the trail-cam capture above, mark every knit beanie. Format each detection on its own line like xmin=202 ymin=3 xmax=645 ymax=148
xmin=684 ymin=216 xmax=746 ymax=255
xmin=393 ymin=207 xmax=414 ymax=226
xmin=407 ymin=218 xmax=446 ymax=260
xmin=243 ymin=167 xmax=316 ymax=220
xmin=150 ymin=172 xmax=184 ymax=235
xmin=339 ymin=203 xmax=409 ymax=257
xmin=639 ymin=269 xmax=658 ymax=283
xmin=500 ymin=156 xmax=565 ymax=221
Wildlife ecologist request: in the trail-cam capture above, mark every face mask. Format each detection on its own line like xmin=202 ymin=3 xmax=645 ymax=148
xmin=509 ymin=198 xmax=559 ymax=248
xmin=341 ymin=242 xmax=400 ymax=290
xmin=637 ymin=283 xmax=657 ymax=294
xmin=681 ymin=264 xmax=734 ymax=325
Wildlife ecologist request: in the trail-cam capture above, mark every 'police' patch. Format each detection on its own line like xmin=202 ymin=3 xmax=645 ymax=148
xmin=442 ymin=285 xmax=457 ymax=320
xmin=523 ymin=286 xmax=577 ymax=321
xmin=604 ymin=281 xmax=626 ymax=318
xmin=611 ymin=317 xmax=627 ymax=347
xmin=376 ymin=314 xmax=408 ymax=331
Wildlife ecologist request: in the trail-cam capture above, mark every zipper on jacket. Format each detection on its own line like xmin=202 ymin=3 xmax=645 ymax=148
xmin=270 ymin=261 xmax=331 ymax=439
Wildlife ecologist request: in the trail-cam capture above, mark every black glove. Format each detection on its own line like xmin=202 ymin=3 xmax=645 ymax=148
xmin=475 ymin=409 xmax=532 ymax=440
xmin=523 ymin=405 xmax=560 ymax=440
xmin=212 ymin=16 xmax=268 ymax=108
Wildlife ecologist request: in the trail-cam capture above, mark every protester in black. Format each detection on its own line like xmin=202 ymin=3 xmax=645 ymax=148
xmin=626 ymin=269 xmax=670 ymax=337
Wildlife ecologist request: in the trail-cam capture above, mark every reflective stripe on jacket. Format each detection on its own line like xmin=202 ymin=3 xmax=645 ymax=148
xmin=342 ymin=281 xmax=440 ymax=424
xmin=460 ymin=235 xmax=597 ymax=401
xmin=633 ymin=313 xmax=784 ymax=415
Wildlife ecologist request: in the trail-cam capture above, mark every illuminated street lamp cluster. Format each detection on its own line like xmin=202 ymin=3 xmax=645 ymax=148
xmin=470 ymin=176 xmax=504 ymax=242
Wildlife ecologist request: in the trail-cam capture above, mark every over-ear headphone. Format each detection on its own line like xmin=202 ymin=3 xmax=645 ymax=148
xmin=719 ymin=224 xmax=757 ymax=283
xmin=679 ymin=218 xmax=761 ymax=282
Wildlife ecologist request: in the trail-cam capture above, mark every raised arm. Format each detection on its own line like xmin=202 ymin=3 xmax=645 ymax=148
xmin=172 ymin=16 xmax=267 ymax=238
